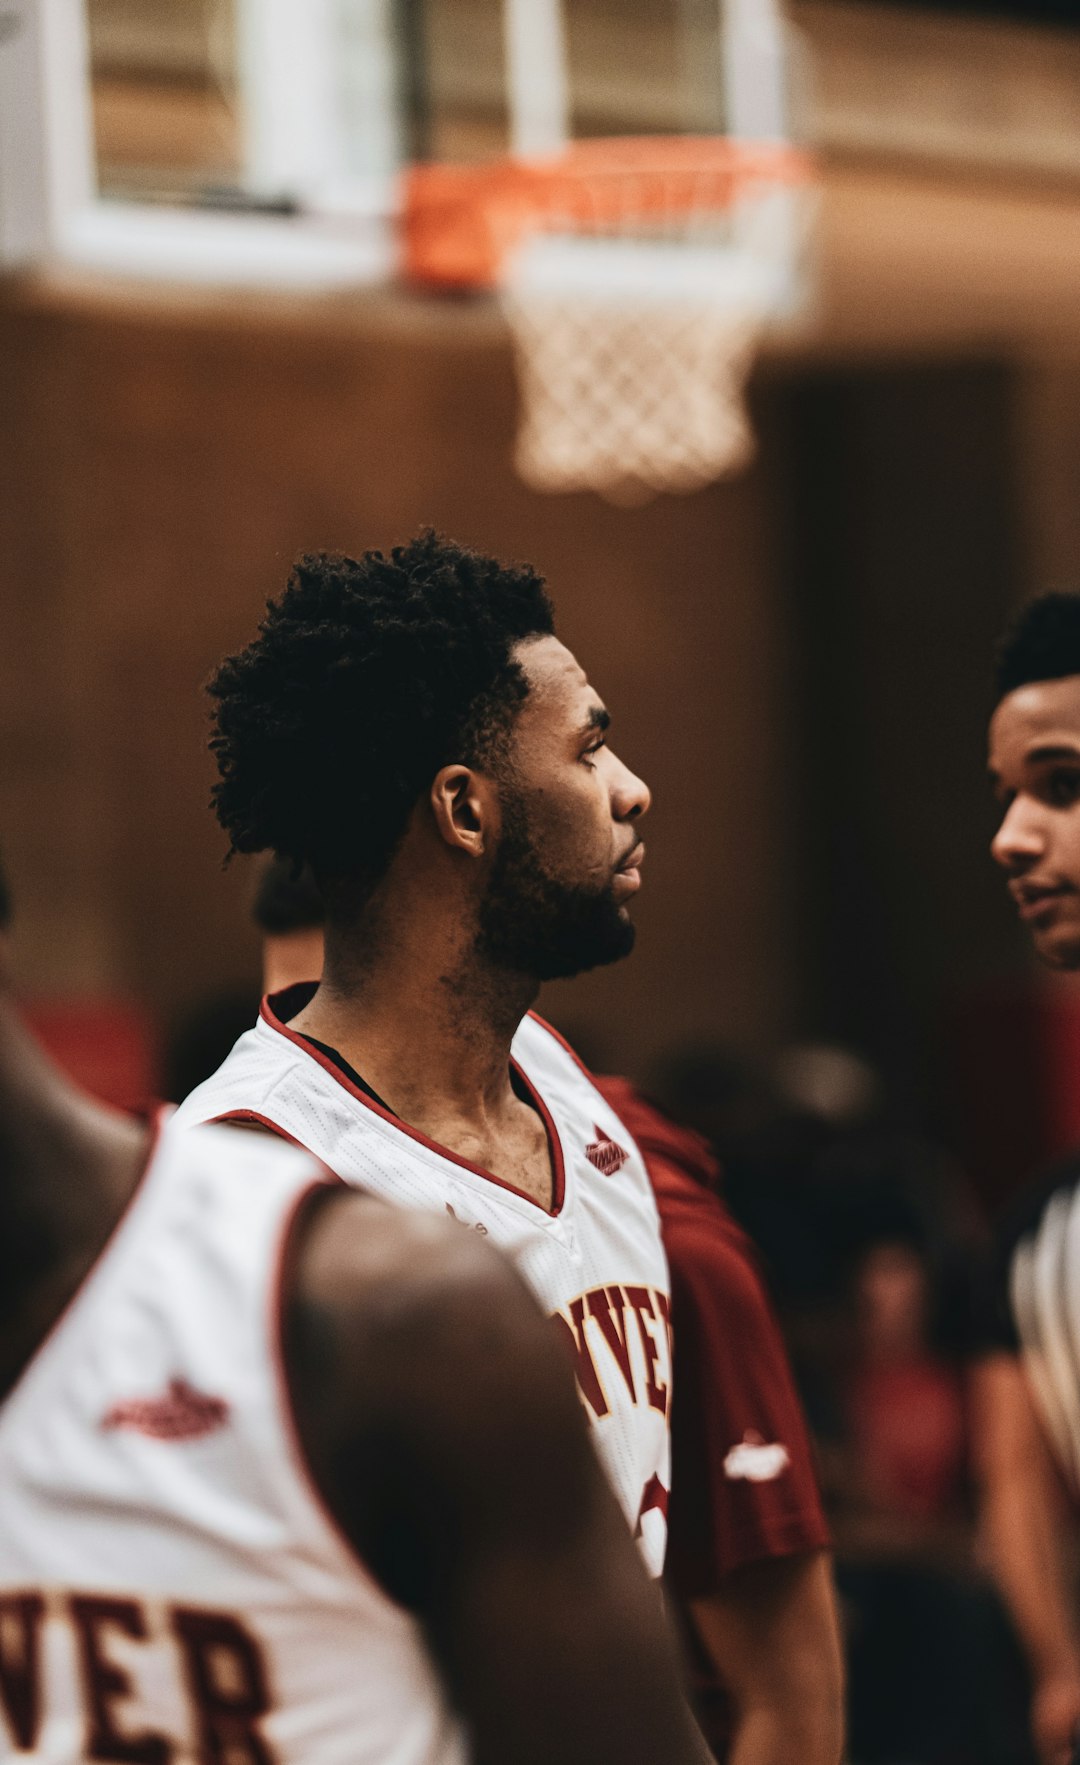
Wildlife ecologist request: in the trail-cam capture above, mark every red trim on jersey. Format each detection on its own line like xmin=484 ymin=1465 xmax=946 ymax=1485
xmin=0 ymin=1107 xmax=167 ymax=1424
xmin=269 ymin=1181 xmax=403 ymax=1602
xmin=208 ymin=1110 xmax=308 ymax=1150
xmin=260 ymin=991 xmax=567 ymax=1217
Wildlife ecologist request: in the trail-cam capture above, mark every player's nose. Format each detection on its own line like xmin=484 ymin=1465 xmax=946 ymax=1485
xmin=991 ymin=797 xmax=1045 ymax=871
xmin=612 ymin=757 xmax=650 ymax=822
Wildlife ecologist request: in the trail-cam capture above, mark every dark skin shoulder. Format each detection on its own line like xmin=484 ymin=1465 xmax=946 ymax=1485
xmin=283 ymin=1187 xmax=709 ymax=1765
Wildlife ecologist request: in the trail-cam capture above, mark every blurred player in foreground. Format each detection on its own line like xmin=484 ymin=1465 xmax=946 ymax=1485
xmin=0 ymin=860 xmax=709 ymax=1763
xmin=977 ymin=593 xmax=1080 ymax=1765
xmin=175 ymin=533 xmax=675 ymax=1577
xmin=247 ymin=859 xmax=844 ymax=1763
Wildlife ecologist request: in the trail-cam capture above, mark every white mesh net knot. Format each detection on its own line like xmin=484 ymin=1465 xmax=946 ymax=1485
xmin=506 ymin=286 xmax=763 ymax=503
xmin=501 ymin=205 xmax=799 ymax=503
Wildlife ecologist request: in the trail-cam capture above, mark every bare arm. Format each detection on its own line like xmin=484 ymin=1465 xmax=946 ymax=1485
xmin=689 ymin=1550 xmax=844 ymax=1765
xmin=284 ymin=1189 xmax=710 ymax=1765
xmin=972 ymin=1352 xmax=1080 ymax=1765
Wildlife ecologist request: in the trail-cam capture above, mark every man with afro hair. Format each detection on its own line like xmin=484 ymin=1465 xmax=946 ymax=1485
xmin=174 ymin=533 xmax=678 ymax=1584
xmin=976 ymin=592 xmax=1080 ymax=1765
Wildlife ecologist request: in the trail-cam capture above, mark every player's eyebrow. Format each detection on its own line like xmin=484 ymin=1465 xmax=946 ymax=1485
xmin=989 ymin=745 xmax=1080 ymax=791
xmin=582 ymin=705 xmax=611 ymax=735
xmin=1025 ymin=744 xmax=1080 ymax=764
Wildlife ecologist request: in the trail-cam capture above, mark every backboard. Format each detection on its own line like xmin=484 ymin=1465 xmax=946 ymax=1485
xmin=75 ymin=0 xmax=796 ymax=210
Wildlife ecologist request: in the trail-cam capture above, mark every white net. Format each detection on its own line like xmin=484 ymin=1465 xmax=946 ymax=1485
xmin=402 ymin=141 xmax=810 ymax=502
xmin=501 ymin=195 xmax=801 ymax=503
xmin=506 ymin=277 xmax=762 ymax=502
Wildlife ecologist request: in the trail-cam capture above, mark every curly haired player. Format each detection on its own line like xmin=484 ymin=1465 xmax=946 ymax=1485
xmin=174 ymin=532 xmax=676 ymax=1580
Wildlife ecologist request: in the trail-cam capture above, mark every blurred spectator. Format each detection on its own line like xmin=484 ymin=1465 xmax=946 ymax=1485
xmin=845 ymin=1232 xmax=967 ymax=1539
xmin=821 ymin=1200 xmax=970 ymax=1560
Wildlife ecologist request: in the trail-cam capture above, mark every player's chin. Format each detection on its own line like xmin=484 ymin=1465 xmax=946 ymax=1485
xmin=1033 ymin=918 xmax=1080 ymax=971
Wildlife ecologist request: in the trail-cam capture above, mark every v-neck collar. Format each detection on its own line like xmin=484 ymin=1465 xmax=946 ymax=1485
xmin=262 ymin=988 xmax=567 ymax=1217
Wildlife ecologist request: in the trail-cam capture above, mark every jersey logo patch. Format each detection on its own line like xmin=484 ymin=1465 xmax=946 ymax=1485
xmin=102 ymin=1378 xmax=229 ymax=1442
xmin=585 ymin=1126 xmax=630 ymax=1175
xmin=723 ymin=1431 xmax=791 ymax=1483
xmin=446 ymin=1201 xmax=489 ymax=1236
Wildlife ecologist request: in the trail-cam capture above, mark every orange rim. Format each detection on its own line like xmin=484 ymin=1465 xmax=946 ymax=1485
xmin=402 ymin=137 xmax=813 ymax=290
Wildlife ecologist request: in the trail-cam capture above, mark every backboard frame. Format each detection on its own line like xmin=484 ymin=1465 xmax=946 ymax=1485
xmin=4 ymin=0 xmax=797 ymax=287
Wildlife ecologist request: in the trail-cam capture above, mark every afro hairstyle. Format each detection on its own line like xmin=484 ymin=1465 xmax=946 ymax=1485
xmin=209 ymin=532 xmax=555 ymax=890
xmin=996 ymin=591 xmax=1080 ymax=701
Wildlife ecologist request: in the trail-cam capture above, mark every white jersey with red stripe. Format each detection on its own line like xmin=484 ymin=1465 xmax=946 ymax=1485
xmin=0 ymin=1115 xmax=467 ymax=1764
xmin=172 ymin=990 xmax=673 ymax=1573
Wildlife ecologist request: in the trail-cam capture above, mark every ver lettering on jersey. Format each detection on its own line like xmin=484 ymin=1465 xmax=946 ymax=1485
xmin=554 ymin=1284 xmax=673 ymax=1422
xmin=0 ymin=1590 xmax=274 ymax=1762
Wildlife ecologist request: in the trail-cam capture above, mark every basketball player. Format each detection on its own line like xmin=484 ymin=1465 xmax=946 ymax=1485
xmin=977 ymin=592 xmax=1080 ymax=1765
xmin=0 ymin=859 xmax=708 ymax=1762
xmin=243 ymin=783 xmax=844 ymax=1762
xmin=174 ymin=533 xmax=673 ymax=1575
xmin=595 ymin=1078 xmax=844 ymax=1765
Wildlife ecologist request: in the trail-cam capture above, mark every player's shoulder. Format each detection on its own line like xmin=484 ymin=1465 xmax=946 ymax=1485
xmin=170 ymin=1012 xmax=307 ymax=1129
xmin=150 ymin=1114 xmax=336 ymax=1258
xmin=518 ymin=1011 xmax=598 ymax=1080
xmin=157 ymin=1106 xmax=325 ymax=1184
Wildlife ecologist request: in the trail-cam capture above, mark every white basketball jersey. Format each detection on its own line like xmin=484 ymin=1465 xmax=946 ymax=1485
xmin=0 ymin=1116 xmax=467 ymax=1765
xmin=173 ymin=992 xmax=673 ymax=1573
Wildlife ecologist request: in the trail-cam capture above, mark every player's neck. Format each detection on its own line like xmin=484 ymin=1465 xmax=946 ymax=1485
xmin=0 ymin=998 xmax=149 ymax=1376
xmin=291 ymin=911 xmax=538 ymax=1126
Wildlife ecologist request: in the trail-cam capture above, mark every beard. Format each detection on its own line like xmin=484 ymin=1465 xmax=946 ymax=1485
xmin=476 ymin=789 xmax=636 ymax=982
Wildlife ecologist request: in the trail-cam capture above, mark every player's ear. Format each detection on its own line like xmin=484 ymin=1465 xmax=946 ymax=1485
xmin=430 ymin=764 xmax=495 ymax=858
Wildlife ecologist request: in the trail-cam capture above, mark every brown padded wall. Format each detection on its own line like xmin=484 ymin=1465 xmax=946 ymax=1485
xmin=0 ymin=283 xmax=797 ymax=1080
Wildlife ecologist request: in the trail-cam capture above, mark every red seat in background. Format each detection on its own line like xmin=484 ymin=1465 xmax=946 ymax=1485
xmin=22 ymin=998 xmax=160 ymax=1118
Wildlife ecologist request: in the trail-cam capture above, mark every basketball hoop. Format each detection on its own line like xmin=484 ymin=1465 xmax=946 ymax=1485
xmin=403 ymin=138 xmax=813 ymax=502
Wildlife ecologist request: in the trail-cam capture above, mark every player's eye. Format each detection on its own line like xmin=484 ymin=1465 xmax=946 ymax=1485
xmin=1046 ymin=768 xmax=1080 ymax=809
xmin=581 ymin=740 xmax=606 ymax=768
